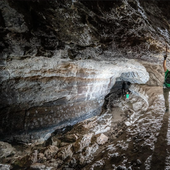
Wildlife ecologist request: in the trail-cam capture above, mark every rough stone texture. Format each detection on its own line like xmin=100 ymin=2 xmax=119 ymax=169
xmin=0 ymin=0 xmax=170 ymax=170
xmin=142 ymin=62 xmax=164 ymax=86
xmin=0 ymin=164 xmax=11 ymax=170
xmin=51 ymin=136 xmax=61 ymax=147
xmin=59 ymin=134 xmax=78 ymax=143
xmin=44 ymin=145 xmax=59 ymax=160
xmin=73 ymin=133 xmax=94 ymax=153
xmin=31 ymin=150 xmax=38 ymax=163
xmin=0 ymin=141 xmax=16 ymax=159
xmin=84 ymin=143 xmax=99 ymax=162
xmin=96 ymin=133 xmax=108 ymax=145
xmin=30 ymin=163 xmax=53 ymax=170
xmin=0 ymin=0 xmax=170 ymax=141
xmin=58 ymin=144 xmax=73 ymax=160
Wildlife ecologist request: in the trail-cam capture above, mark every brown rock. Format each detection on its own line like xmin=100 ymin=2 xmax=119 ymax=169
xmin=79 ymin=153 xmax=85 ymax=165
xmin=59 ymin=134 xmax=78 ymax=143
xmin=84 ymin=143 xmax=99 ymax=160
xmin=30 ymin=163 xmax=54 ymax=170
xmin=0 ymin=164 xmax=11 ymax=170
xmin=44 ymin=145 xmax=59 ymax=160
xmin=30 ymin=163 xmax=45 ymax=170
xmin=0 ymin=141 xmax=16 ymax=159
xmin=73 ymin=133 xmax=93 ymax=153
xmin=96 ymin=134 xmax=109 ymax=145
xmin=38 ymin=153 xmax=46 ymax=163
xmin=57 ymin=144 xmax=73 ymax=160
xmin=83 ymin=117 xmax=98 ymax=129
xmin=31 ymin=150 xmax=38 ymax=163
xmin=60 ymin=142 xmax=70 ymax=147
xmin=51 ymin=136 xmax=61 ymax=147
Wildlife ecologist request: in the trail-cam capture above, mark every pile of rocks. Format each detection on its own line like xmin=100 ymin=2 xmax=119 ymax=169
xmin=0 ymin=116 xmax=110 ymax=170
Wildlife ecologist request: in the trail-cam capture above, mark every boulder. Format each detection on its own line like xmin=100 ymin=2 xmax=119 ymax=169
xmin=0 ymin=164 xmax=11 ymax=170
xmin=30 ymin=163 xmax=53 ymax=170
xmin=60 ymin=142 xmax=70 ymax=147
xmin=30 ymin=163 xmax=45 ymax=169
xmin=48 ymin=158 xmax=60 ymax=169
xmin=0 ymin=141 xmax=16 ymax=159
xmin=44 ymin=145 xmax=59 ymax=160
xmin=79 ymin=153 xmax=85 ymax=165
xmin=73 ymin=133 xmax=93 ymax=153
xmin=51 ymin=136 xmax=61 ymax=147
xmin=59 ymin=134 xmax=78 ymax=143
xmin=57 ymin=144 xmax=73 ymax=160
xmin=96 ymin=134 xmax=109 ymax=145
xmin=132 ymin=101 xmax=143 ymax=112
xmin=31 ymin=150 xmax=38 ymax=163
xmin=38 ymin=153 xmax=46 ymax=163
xmin=85 ymin=143 xmax=99 ymax=161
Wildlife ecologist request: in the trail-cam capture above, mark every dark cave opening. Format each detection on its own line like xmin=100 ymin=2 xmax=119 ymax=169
xmin=102 ymin=80 xmax=131 ymax=114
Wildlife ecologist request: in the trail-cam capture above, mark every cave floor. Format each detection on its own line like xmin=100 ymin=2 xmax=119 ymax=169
xmin=83 ymin=85 xmax=169 ymax=170
xmin=1 ymin=85 xmax=170 ymax=170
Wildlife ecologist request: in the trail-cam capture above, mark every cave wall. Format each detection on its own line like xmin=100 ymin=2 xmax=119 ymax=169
xmin=0 ymin=0 xmax=170 ymax=140
xmin=0 ymin=55 xmax=149 ymax=140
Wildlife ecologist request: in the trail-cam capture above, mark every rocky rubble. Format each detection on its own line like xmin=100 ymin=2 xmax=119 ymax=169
xmin=0 ymin=164 xmax=11 ymax=170
xmin=0 ymin=142 xmax=16 ymax=159
xmin=1 ymin=120 xmax=110 ymax=169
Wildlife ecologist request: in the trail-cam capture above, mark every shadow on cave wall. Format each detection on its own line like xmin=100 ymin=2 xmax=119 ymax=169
xmin=101 ymin=80 xmax=131 ymax=115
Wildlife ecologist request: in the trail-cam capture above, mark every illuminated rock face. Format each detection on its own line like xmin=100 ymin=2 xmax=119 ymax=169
xmin=0 ymin=0 xmax=169 ymax=140
xmin=0 ymin=55 xmax=149 ymax=140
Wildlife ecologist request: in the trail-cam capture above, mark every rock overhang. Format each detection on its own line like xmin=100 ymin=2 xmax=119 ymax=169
xmin=0 ymin=0 xmax=169 ymax=142
xmin=0 ymin=55 xmax=149 ymax=142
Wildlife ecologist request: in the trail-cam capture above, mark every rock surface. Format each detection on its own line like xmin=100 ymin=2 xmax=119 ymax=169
xmin=0 ymin=0 xmax=169 ymax=141
xmin=0 ymin=141 xmax=16 ymax=159
xmin=0 ymin=164 xmax=11 ymax=170
xmin=96 ymin=133 xmax=108 ymax=145
xmin=1 ymin=84 xmax=168 ymax=170
xmin=1 ymin=0 xmax=170 ymax=169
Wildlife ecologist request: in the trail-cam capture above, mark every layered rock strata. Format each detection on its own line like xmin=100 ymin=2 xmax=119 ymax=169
xmin=1 ymin=84 xmax=162 ymax=170
xmin=0 ymin=0 xmax=170 ymax=140
xmin=0 ymin=56 xmax=149 ymax=141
